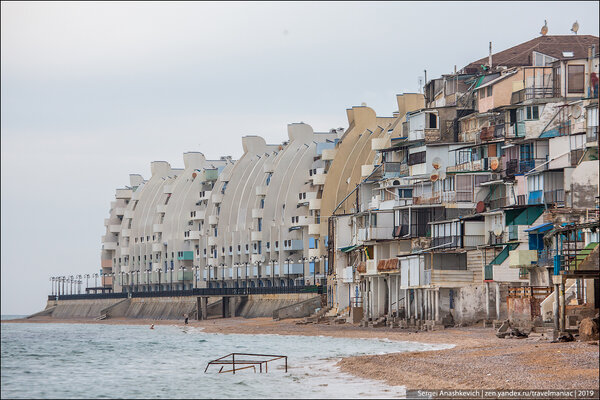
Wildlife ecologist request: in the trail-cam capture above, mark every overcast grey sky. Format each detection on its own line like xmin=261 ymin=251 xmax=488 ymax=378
xmin=1 ymin=1 xmax=598 ymax=315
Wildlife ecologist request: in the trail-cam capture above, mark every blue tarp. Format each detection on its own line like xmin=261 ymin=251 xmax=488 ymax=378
xmin=524 ymin=222 xmax=553 ymax=233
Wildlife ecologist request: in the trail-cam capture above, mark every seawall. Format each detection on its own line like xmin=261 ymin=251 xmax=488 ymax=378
xmin=39 ymin=293 xmax=321 ymax=320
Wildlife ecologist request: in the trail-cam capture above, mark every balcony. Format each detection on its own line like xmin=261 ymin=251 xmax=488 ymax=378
xmin=283 ymin=239 xmax=303 ymax=251
xmin=255 ymin=186 xmax=267 ymax=196
xmin=211 ymin=193 xmax=223 ymax=204
xmin=510 ymin=87 xmax=556 ymax=104
xmin=152 ymin=224 xmax=163 ymax=233
xmin=431 ymin=235 xmax=485 ymax=248
xmin=505 ymin=158 xmax=547 ymax=176
xmin=321 ymin=149 xmax=337 ymax=160
xmin=509 ymin=250 xmax=538 ymax=267
xmin=199 ymin=191 xmax=212 ymax=201
xmin=312 ymin=173 xmax=327 ymax=186
xmin=121 ymin=229 xmax=131 ymax=237
xmin=115 ymin=207 xmax=125 ymax=216
xmin=103 ymin=242 xmax=118 ymax=250
xmin=251 ymin=231 xmax=262 ymax=241
xmin=191 ymin=210 xmax=205 ymax=220
xmin=101 ymin=259 xmax=113 ymax=268
xmin=115 ymin=189 xmax=133 ymax=199
xmin=366 ymin=260 xmax=377 ymax=275
xmin=208 ymin=215 xmax=219 ymax=225
xmin=219 ymin=169 xmax=232 ymax=182
xmin=252 ymin=208 xmax=264 ymax=219
xmin=428 ymin=269 xmax=474 ymax=285
xmin=308 ymin=198 xmax=321 ymax=210
xmin=109 ymin=224 xmax=122 ymax=233
xmin=484 ymin=264 xmax=494 ymax=281
xmin=152 ymin=243 xmax=163 ymax=252
xmin=176 ymin=270 xmax=194 ymax=281
xmin=188 ymin=231 xmax=202 ymax=240
xmin=413 ymin=194 xmax=441 ymax=205
xmin=544 ymin=189 xmax=565 ymax=206
xmin=177 ymin=251 xmax=194 ymax=261
xmin=308 ymin=224 xmax=320 ymax=236
xmin=586 ymin=126 xmax=598 ymax=144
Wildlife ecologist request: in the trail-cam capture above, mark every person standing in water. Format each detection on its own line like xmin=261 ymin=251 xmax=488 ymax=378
xmin=184 ymin=313 xmax=189 ymax=325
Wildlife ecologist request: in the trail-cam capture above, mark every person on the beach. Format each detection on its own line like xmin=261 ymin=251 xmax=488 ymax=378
xmin=184 ymin=314 xmax=189 ymax=325
xmin=150 ymin=324 xmax=154 ymax=329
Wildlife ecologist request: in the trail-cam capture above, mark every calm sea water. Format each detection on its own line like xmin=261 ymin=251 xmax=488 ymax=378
xmin=1 ymin=320 xmax=452 ymax=399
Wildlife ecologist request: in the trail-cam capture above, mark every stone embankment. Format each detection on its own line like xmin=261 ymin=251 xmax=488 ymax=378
xmin=34 ymin=293 xmax=322 ymax=320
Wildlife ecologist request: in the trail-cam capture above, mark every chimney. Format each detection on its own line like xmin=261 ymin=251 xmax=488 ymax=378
xmin=489 ymin=42 xmax=493 ymax=71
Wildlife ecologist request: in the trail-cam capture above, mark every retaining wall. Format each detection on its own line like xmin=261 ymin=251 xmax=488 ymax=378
xmin=35 ymin=293 xmax=320 ymax=320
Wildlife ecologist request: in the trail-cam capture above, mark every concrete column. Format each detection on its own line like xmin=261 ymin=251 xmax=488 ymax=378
xmin=406 ymin=289 xmax=411 ymax=319
xmin=553 ymin=283 xmax=560 ymax=332
xmin=428 ymin=290 xmax=433 ymax=320
xmin=387 ymin=278 xmax=392 ymax=317
xmin=495 ymin=282 xmax=501 ymax=320
xmin=396 ymin=276 xmax=400 ymax=314
xmin=485 ymin=282 xmax=490 ymax=321
xmin=222 ymin=296 xmax=229 ymax=318
xmin=560 ymin=281 xmax=566 ymax=332
xmin=200 ymin=297 xmax=208 ymax=320
xmin=229 ymin=296 xmax=238 ymax=318
xmin=435 ymin=289 xmax=440 ymax=322
xmin=414 ymin=289 xmax=419 ymax=320
xmin=424 ymin=290 xmax=429 ymax=320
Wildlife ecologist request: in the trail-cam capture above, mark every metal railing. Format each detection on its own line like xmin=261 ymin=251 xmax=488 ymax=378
xmin=511 ymin=87 xmax=556 ymax=104
xmin=49 ymin=285 xmax=324 ymax=301
xmin=587 ymin=126 xmax=598 ymax=143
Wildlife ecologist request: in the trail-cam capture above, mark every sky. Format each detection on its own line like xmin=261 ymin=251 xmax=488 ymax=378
xmin=1 ymin=1 xmax=599 ymax=315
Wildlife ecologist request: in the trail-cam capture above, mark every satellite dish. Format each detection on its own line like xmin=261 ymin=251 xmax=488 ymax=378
xmin=572 ymin=105 xmax=582 ymax=119
xmin=431 ymin=157 xmax=443 ymax=170
xmin=476 ymin=201 xmax=486 ymax=213
xmin=571 ymin=21 xmax=579 ymax=34
xmin=192 ymin=172 xmax=197 ymax=179
xmin=430 ymin=172 xmax=439 ymax=182
xmin=490 ymin=158 xmax=500 ymax=171
xmin=493 ymin=224 xmax=503 ymax=236
xmin=540 ymin=19 xmax=548 ymax=36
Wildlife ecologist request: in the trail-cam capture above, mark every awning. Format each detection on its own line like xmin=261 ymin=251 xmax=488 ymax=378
xmin=524 ymin=222 xmax=553 ymax=233
xmin=339 ymin=244 xmax=360 ymax=253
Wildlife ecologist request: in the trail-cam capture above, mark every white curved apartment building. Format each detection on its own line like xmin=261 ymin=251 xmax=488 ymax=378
xmin=100 ymin=122 xmax=340 ymax=292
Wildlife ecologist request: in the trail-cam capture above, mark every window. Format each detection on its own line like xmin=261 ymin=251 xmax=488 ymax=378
xmin=533 ymin=51 xmax=558 ymax=67
xmin=265 ymin=173 xmax=272 ymax=186
xmin=260 ymin=198 xmax=265 ymax=209
xmin=408 ymin=151 xmax=426 ymax=165
xmin=442 ymin=177 xmax=454 ymax=192
xmin=526 ymin=106 xmax=539 ymax=120
xmin=258 ymin=218 xmax=262 ymax=232
xmin=427 ymin=113 xmax=438 ymax=129
xmin=487 ymin=86 xmax=493 ymax=97
xmin=520 ymin=143 xmax=533 ymax=160
xmin=568 ymin=65 xmax=585 ymax=94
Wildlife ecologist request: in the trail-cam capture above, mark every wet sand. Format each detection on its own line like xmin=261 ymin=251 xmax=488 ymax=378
xmin=5 ymin=316 xmax=599 ymax=391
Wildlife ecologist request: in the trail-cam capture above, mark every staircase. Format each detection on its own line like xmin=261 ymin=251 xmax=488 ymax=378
xmin=298 ymin=306 xmax=333 ymax=324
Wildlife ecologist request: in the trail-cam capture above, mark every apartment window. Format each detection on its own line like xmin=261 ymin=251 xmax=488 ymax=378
xmin=567 ymin=65 xmax=585 ymax=94
xmin=258 ymin=218 xmax=262 ymax=232
xmin=260 ymin=198 xmax=265 ymax=209
xmin=140 ymin=237 xmax=144 ymax=243
xmin=165 ymin=194 xmax=171 ymax=205
xmin=229 ymin=246 xmax=232 ymax=253
xmin=526 ymin=106 xmax=539 ymax=120
xmin=487 ymin=86 xmax=493 ymax=97
xmin=275 ymin=241 xmax=279 ymax=248
xmin=520 ymin=143 xmax=533 ymax=160
xmin=427 ymin=113 xmax=438 ymax=129
xmin=442 ymin=177 xmax=454 ymax=192
xmin=408 ymin=151 xmax=426 ymax=165
xmin=146 ymin=236 xmax=150 ymax=242
xmin=528 ymin=174 xmax=544 ymax=192
xmin=265 ymin=173 xmax=272 ymax=186
xmin=237 ymin=245 xmax=241 ymax=252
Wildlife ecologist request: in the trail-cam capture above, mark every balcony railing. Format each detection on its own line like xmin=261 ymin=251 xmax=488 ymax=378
xmin=587 ymin=126 xmax=598 ymax=143
xmin=510 ymin=87 xmax=556 ymax=104
xmin=489 ymin=196 xmax=507 ymax=210
xmin=505 ymin=158 xmax=547 ymax=176
xmin=544 ymin=189 xmax=565 ymax=206
xmin=431 ymin=235 xmax=485 ymax=249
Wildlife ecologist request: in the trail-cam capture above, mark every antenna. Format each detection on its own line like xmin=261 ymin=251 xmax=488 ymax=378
xmin=571 ymin=21 xmax=579 ymax=34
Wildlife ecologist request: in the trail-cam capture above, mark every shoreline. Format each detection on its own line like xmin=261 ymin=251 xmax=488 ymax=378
xmin=4 ymin=316 xmax=599 ymax=391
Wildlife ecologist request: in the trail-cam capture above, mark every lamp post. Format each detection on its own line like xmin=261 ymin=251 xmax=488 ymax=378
xmin=234 ymin=263 xmax=239 ymax=289
xmin=194 ymin=266 xmax=199 ymax=289
xmin=70 ymin=275 xmax=75 ymax=294
xmin=157 ymin=267 xmax=162 ymax=291
xmin=270 ymin=259 xmax=276 ymax=288
xmin=207 ymin=265 xmax=212 ymax=289
xmin=285 ymin=257 xmax=292 ymax=287
xmin=219 ymin=264 xmax=224 ymax=289
xmin=244 ymin=261 xmax=249 ymax=290
xmin=169 ymin=266 xmax=173 ymax=291
xmin=255 ymin=260 xmax=261 ymax=288
xmin=309 ymin=256 xmax=319 ymax=286
xmin=299 ymin=257 xmax=307 ymax=286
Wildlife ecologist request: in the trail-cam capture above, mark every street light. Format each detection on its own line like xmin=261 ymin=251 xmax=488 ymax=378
xmin=255 ymin=260 xmax=261 ymax=288
xmin=299 ymin=257 xmax=307 ymax=286
xmin=270 ymin=259 xmax=276 ymax=288
xmin=244 ymin=261 xmax=249 ymax=290
xmin=206 ymin=264 xmax=211 ymax=289
xmin=157 ymin=267 xmax=162 ymax=291
xmin=234 ymin=263 xmax=240 ymax=289
xmin=220 ymin=264 xmax=225 ymax=289
xmin=194 ymin=266 xmax=199 ymax=289
xmin=285 ymin=257 xmax=292 ymax=288
xmin=170 ymin=266 xmax=174 ymax=291
xmin=309 ymin=256 xmax=319 ymax=286
xmin=136 ymin=269 xmax=140 ymax=292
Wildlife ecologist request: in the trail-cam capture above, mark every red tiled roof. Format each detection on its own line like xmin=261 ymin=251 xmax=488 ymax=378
xmin=463 ymin=35 xmax=599 ymax=73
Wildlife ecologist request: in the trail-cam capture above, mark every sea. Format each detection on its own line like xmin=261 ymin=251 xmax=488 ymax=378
xmin=1 ymin=317 xmax=453 ymax=399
